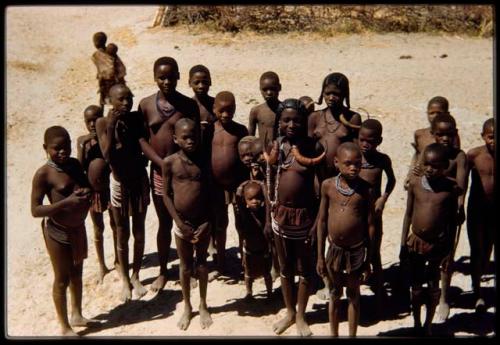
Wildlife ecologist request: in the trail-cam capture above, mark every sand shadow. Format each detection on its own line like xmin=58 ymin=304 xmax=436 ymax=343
xmin=77 ymin=289 xmax=183 ymax=336
xmin=140 ymin=247 xmax=179 ymax=270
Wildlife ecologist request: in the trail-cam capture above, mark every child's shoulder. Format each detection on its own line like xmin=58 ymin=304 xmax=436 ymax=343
xmin=139 ymin=92 xmax=156 ymax=106
xmin=414 ymin=127 xmax=429 ymax=136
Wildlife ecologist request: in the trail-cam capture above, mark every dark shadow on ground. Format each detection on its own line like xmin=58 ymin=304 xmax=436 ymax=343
xmin=77 ymin=289 xmax=183 ymax=336
xmin=140 ymin=247 xmax=178 ymax=270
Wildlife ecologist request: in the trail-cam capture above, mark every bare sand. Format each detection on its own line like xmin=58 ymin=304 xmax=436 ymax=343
xmin=6 ymin=6 xmax=495 ymax=337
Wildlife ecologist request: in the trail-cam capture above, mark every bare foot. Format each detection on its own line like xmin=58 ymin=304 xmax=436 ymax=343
xmin=97 ymin=266 xmax=111 ymax=284
xmin=296 ymin=317 xmax=312 ymax=337
xmin=315 ymin=287 xmax=330 ymax=301
xmin=208 ymin=270 xmax=221 ymax=282
xmin=243 ymin=293 xmax=254 ymax=303
xmin=272 ymin=313 xmax=295 ymax=334
xmin=70 ymin=315 xmax=100 ymax=327
xmin=131 ymin=277 xmax=148 ymax=299
xmin=150 ymin=274 xmax=167 ymax=293
xmin=190 ymin=277 xmax=198 ymax=289
xmin=177 ymin=307 xmax=193 ymax=330
xmin=436 ymin=302 xmax=450 ymax=322
xmin=199 ymin=306 xmax=213 ymax=329
xmin=475 ymin=298 xmax=486 ymax=313
xmin=61 ymin=327 xmax=79 ymax=337
xmin=120 ymin=283 xmax=132 ymax=303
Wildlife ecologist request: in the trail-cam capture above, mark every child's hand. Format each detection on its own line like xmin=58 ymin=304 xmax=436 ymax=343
xmin=191 ymin=221 xmax=210 ymax=244
xmin=374 ymin=196 xmax=386 ymax=215
xmin=412 ymin=164 xmax=422 ymax=176
xmin=360 ymin=261 xmax=371 ymax=283
xmin=316 ymin=258 xmax=326 ymax=278
xmin=178 ymin=222 xmax=195 ymax=240
xmin=66 ymin=190 xmax=91 ymax=208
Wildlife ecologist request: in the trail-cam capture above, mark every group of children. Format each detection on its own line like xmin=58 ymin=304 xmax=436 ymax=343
xmin=30 ymin=33 xmax=495 ymax=337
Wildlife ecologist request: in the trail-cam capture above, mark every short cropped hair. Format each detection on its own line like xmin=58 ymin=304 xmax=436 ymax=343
xmin=361 ymin=119 xmax=383 ymax=137
xmin=189 ymin=64 xmax=211 ymax=81
xmin=93 ymin=32 xmax=107 ymax=47
xmin=431 ymin=113 xmax=457 ymax=131
xmin=84 ymin=105 xmax=103 ymax=117
xmin=260 ymin=71 xmax=280 ymax=84
xmin=336 ymin=141 xmax=361 ymax=157
xmin=427 ymin=96 xmax=449 ymax=111
xmin=154 ymin=56 xmax=179 ymax=74
xmin=44 ymin=126 xmax=70 ymax=145
xmin=175 ymin=117 xmax=196 ymax=132
xmin=423 ymin=143 xmax=449 ymax=166
xmin=482 ymin=117 xmax=494 ymax=134
xmin=215 ymin=91 xmax=235 ymax=104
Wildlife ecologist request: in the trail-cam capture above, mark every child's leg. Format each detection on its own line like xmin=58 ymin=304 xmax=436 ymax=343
xmin=272 ymin=234 xmax=296 ymax=335
xmin=328 ymin=275 xmax=343 ymax=337
xmin=264 ymin=273 xmax=273 ymax=298
xmin=110 ymin=206 xmax=132 ymax=302
xmin=438 ymin=226 xmax=458 ymax=321
xmin=130 ymin=209 xmax=147 ymax=298
xmin=89 ymin=210 xmax=109 ymax=283
xmin=44 ymin=231 xmax=76 ymax=336
xmin=467 ymin=213 xmax=482 ymax=301
xmin=244 ymin=276 xmax=254 ymax=300
xmin=409 ymin=251 xmax=426 ymax=331
xmin=371 ymin=215 xmax=385 ymax=315
xmin=68 ymin=261 xmax=97 ymax=326
xmin=213 ymin=191 xmax=228 ymax=276
xmin=296 ymin=241 xmax=312 ymax=336
xmin=108 ymin=209 xmax=119 ymax=268
xmin=151 ymin=191 xmax=173 ymax=292
xmin=424 ymin=261 xmax=441 ymax=336
xmin=346 ymin=273 xmax=362 ymax=337
xmin=174 ymin=235 xmax=195 ymax=330
xmin=195 ymin=236 xmax=213 ymax=329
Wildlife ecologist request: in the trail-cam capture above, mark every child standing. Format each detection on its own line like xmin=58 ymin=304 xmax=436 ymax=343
xmin=31 ymin=126 xmax=96 ymax=336
xmin=162 ymin=118 xmax=213 ymax=330
xmin=76 ymin=105 xmax=118 ymax=283
xmin=466 ymin=118 xmax=495 ymax=312
xmin=316 ymin=142 xmax=374 ymax=337
xmin=357 ymin=119 xmax=396 ymax=316
xmin=264 ymin=99 xmax=325 ymax=336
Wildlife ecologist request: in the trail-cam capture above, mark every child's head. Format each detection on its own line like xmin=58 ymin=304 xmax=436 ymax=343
xmin=318 ymin=72 xmax=350 ymax=109
xmin=431 ymin=113 xmax=457 ymax=148
xmin=259 ymin=71 xmax=281 ymax=103
xmin=154 ymin=56 xmax=180 ymax=96
xmin=334 ymin=142 xmax=362 ymax=180
xmin=358 ymin=119 xmax=383 ymax=154
xmin=213 ymin=91 xmax=236 ymax=125
xmin=83 ymin=105 xmax=103 ymax=135
xmin=242 ymin=181 xmax=265 ymax=210
xmin=93 ymin=32 xmax=107 ymax=49
xmin=482 ymin=117 xmax=494 ymax=153
xmin=105 ymin=43 xmax=118 ymax=57
xmin=427 ymin=96 xmax=450 ymax=125
xmin=189 ymin=65 xmax=211 ymax=96
xmin=109 ymin=84 xmax=133 ymax=114
xmin=299 ymin=96 xmax=315 ymax=115
xmin=238 ymin=136 xmax=257 ymax=168
xmin=173 ymin=118 xmax=197 ymax=153
xmin=43 ymin=126 xmax=71 ymax=165
xmin=277 ymin=98 xmax=308 ymax=139
xmin=422 ymin=143 xmax=449 ymax=180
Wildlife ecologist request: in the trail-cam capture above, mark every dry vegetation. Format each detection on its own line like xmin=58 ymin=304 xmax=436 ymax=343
xmin=159 ymin=5 xmax=493 ymax=37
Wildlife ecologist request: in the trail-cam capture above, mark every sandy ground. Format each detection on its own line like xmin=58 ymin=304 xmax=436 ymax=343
xmin=5 ymin=6 xmax=495 ymax=338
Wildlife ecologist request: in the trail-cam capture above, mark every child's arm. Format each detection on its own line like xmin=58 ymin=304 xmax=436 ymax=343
xmin=96 ymin=112 xmax=119 ymax=164
xmin=316 ymin=179 xmax=330 ymax=278
xmin=137 ymin=104 xmax=164 ymax=168
xmin=400 ymin=182 xmax=415 ymax=253
xmin=248 ymin=107 xmax=257 ymax=136
xmin=364 ymin=189 xmax=376 ymax=282
xmin=161 ymin=157 xmax=193 ymax=237
xmin=455 ymin=151 xmax=468 ymax=225
xmin=31 ymin=169 xmax=89 ymax=218
xmin=376 ymin=155 xmax=396 ymax=214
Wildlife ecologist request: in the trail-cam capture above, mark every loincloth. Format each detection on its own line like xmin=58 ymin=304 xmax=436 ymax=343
xmin=242 ymin=247 xmax=272 ymax=279
xmin=42 ymin=218 xmax=88 ymax=265
xmin=173 ymin=222 xmax=211 ymax=243
xmin=406 ymin=229 xmax=449 ymax=268
xmin=91 ymin=189 xmax=110 ymax=213
xmin=271 ymin=203 xmax=314 ymax=241
xmin=109 ymin=172 xmax=150 ymax=216
xmin=151 ymin=168 xmax=163 ymax=196
xmin=326 ymin=239 xmax=366 ymax=275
